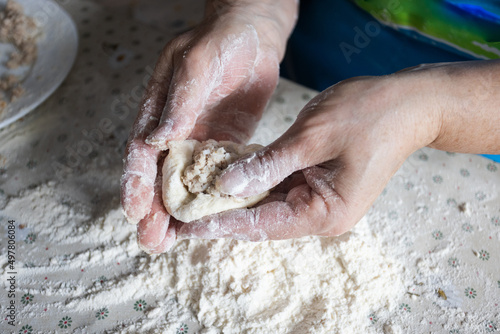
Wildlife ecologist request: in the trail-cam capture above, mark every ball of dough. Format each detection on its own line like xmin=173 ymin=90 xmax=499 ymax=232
xmin=162 ymin=139 xmax=269 ymax=222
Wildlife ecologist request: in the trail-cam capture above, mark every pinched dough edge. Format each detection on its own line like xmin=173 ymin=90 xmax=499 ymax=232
xmin=162 ymin=140 xmax=269 ymax=222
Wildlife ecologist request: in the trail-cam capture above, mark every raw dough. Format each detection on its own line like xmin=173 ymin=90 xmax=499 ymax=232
xmin=162 ymin=139 xmax=269 ymax=222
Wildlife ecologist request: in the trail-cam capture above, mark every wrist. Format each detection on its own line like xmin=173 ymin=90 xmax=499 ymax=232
xmin=387 ymin=70 xmax=444 ymax=154
xmin=425 ymin=60 xmax=500 ymax=154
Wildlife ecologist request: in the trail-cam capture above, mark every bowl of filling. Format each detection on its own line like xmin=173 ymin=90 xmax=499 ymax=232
xmin=0 ymin=0 xmax=78 ymax=129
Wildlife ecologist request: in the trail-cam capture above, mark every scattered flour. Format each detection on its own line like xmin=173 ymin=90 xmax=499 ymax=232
xmin=1 ymin=182 xmax=406 ymax=333
xmin=6 ymin=152 xmax=497 ymax=333
xmin=151 ymin=228 xmax=406 ymax=333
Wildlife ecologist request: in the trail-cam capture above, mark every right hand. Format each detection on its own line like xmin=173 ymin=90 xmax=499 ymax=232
xmin=176 ymin=72 xmax=443 ymax=241
xmin=120 ymin=1 xmax=298 ymax=253
xmin=177 ymin=59 xmax=500 ymax=242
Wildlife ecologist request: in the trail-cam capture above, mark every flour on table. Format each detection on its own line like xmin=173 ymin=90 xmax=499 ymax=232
xmin=0 ymin=182 xmax=405 ymax=333
xmin=162 ymin=139 xmax=269 ymax=222
xmin=141 ymin=219 xmax=406 ymax=333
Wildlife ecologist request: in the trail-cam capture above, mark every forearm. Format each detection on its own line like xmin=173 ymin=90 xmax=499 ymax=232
xmin=204 ymin=0 xmax=299 ymax=59
xmin=428 ymin=59 xmax=500 ymax=154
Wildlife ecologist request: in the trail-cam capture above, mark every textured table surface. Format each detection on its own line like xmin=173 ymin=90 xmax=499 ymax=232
xmin=0 ymin=1 xmax=499 ymax=333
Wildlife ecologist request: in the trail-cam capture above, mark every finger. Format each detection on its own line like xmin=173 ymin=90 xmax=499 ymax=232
xmin=145 ymin=44 xmax=224 ymax=147
xmin=216 ymin=86 xmax=345 ymax=198
xmin=178 ymin=172 xmax=307 ymax=240
xmin=178 ymin=164 xmax=355 ymax=241
xmin=121 ymin=143 xmax=161 ymax=224
xmin=175 ymin=184 xmax=322 ymax=241
xmin=217 ymin=131 xmax=315 ymax=198
xmin=176 ymin=201 xmax=303 ymax=241
xmin=121 ymin=49 xmax=174 ymax=224
xmin=190 ymin=109 xmax=259 ymax=144
xmin=145 ymin=63 xmax=208 ymax=148
xmin=176 ymin=183 xmax=319 ymax=241
xmin=189 ymin=84 xmax=278 ymax=143
xmin=190 ymin=54 xmax=279 ymax=144
xmin=256 ymin=192 xmax=287 ymax=205
xmin=147 ymin=28 xmax=262 ymax=147
xmin=302 ymin=166 xmax=352 ymax=236
xmin=256 ymin=172 xmax=305 ymax=205
xmin=137 ymin=172 xmax=171 ymax=253
xmin=319 ymin=149 xmax=405 ymax=232
xmin=146 ymin=221 xmax=177 ymax=254
xmin=273 ymin=171 xmax=307 ymax=193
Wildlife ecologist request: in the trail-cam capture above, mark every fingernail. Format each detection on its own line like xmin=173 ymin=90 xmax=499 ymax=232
xmin=145 ymin=121 xmax=174 ymax=148
xmin=217 ymin=166 xmax=252 ymax=197
xmin=124 ymin=214 xmax=140 ymax=225
xmin=145 ymin=133 xmax=168 ymax=150
xmin=121 ymin=196 xmax=146 ymax=225
xmin=138 ymin=242 xmax=155 ymax=254
xmin=145 ymin=138 xmax=168 ymax=151
xmin=145 ymin=129 xmax=164 ymax=144
xmin=218 ymin=155 xmax=270 ymax=197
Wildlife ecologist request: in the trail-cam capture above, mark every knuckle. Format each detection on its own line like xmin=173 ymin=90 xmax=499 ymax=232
xmin=176 ymin=48 xmax=207 ymax=77
xmin=315 ymin=196 xmax=352 ymax=236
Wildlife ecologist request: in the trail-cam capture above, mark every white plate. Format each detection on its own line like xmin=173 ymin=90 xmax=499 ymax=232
xmin=0 ymin=0 xmax=78 ymax=129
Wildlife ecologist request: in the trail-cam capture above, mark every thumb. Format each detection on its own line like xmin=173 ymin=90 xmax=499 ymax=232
xmin=218 ymin=137 xmax=311 ymax=197
xmin=218 ymin=87 xmax=342 ymax=198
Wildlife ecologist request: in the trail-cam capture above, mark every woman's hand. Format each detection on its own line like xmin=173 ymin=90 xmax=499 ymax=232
xmin=176 ymin=60 xmax=500 ymax=241
xmin=120 ymin=0 xmax=298 ymax=253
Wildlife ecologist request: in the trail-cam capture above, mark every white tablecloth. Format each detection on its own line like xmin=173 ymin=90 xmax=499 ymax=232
xmin=0 ymin=1 xmax=499 ymax=333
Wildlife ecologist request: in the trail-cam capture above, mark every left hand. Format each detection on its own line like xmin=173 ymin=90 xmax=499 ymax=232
xmin=121 ymin=1 xmax=298 ymax=253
